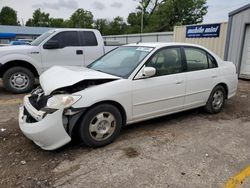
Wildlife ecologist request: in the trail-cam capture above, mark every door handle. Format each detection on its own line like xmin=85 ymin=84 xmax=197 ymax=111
xmin=211 ymin=75 xmax=217 ymax=78
xmin=76 ymin=50 xmax=83 ymax=55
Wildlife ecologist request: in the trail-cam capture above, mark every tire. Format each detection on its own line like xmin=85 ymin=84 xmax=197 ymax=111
xmin=204 ymin=85 xmax=226 ymax=114
xmin=2 ymin=67 xmax=35 ymax=94
xmin=78 ymin=104 xmax=122 ymax=148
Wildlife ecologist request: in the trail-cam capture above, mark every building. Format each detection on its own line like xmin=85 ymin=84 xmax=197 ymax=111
xmin=225 ymin=3 xmax=250 ymax=79
xmin=103 ymin=32 xmax=174 ymax=45
xmin=0 ymin=25 xmax=53 ymax=44
xmin=173 ymin=22 xmax=228 ymax=59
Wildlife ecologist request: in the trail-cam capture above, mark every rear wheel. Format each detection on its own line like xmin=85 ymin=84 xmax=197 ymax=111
xmin=2 ymin=67 xmax=35 ymax=94
xmin=78 ymin=104 xmax=122 ymax=147
xmin=204 ymin=85 xmax=226 ymax=114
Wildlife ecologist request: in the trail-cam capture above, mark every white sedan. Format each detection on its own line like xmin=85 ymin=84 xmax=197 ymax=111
xmin=19 ymin=43 xmax=238 ymax=150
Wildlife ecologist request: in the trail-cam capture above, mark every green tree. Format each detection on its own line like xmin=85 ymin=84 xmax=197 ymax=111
xmin=0 ymin=6 xmax=18 ymax=25
xmin=127 ymin=12 xmax=141 ymax=34
xmin=26 ymin=9 xmax=50 ymax=27
xmin=70 ymin=8 xmax=93 ymax=28
xmin=49 ymin=18 xmax=65 ymax=27
xmin=136 ymin=0 xmax=162 ymax=17
xmin=146 ymin=0 xmax=208 ymax=32
xmin=127 ymin=11 xmax=151 ymax=34
xmin=109 ymin=17 xmax=127 ymax=35
xmin=62 ymin=19 xmax=73 ymax=28
xmin=94 ymin=19 xmax=110 ymax=35
xmin=126 ymin=0 xmax=162 ymax=33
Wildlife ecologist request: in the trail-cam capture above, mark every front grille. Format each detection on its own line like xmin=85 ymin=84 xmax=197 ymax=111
xmin=23 ymin=107 xmax=37 ymax=123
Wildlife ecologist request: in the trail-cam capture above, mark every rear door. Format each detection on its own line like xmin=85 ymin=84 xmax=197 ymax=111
xmin=183 ymin=47 xmax=220 ymax=109
xmin=79 ymin=31 xmax=104 ymax=66
xmin=41 ymin=31 xmax=84 ymax=70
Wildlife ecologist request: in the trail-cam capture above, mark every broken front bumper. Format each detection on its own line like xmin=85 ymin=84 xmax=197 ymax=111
xmin=19 ymin=95 xmax=71 ymax=150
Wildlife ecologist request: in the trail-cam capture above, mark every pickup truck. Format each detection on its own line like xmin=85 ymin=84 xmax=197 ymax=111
xmin=0 ymin=28 xmax=116 ymax=93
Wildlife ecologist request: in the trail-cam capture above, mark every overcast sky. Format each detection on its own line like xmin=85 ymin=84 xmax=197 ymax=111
xmin=0 ymin=0 xmax=249 ymax=25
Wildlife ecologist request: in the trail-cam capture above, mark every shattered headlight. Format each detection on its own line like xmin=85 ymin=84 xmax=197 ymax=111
xmin=46 ymin=95 xmax=81 ymax=109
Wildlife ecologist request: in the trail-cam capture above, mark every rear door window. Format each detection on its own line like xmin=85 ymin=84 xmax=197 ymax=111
xmin=184 ymin=47 xmax=209 ymax=71
xmin=79 ymin=31 xmax=98 ymax=46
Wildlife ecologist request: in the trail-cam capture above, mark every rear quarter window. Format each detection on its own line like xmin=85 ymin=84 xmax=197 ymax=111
xmin=208 ymin=54 xmax=217 ymax=68
xmin=79 ymin=31 xmax=98 ymax=46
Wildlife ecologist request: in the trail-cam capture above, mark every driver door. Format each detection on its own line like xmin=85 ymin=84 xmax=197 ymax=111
xmin=132 ymin=47 xmax=186 ymax=121
xmin=41 ymin=31 xmax=85 ymax=71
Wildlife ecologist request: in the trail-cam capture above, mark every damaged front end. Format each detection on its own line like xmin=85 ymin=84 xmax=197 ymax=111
xmin=26 ymin=87 xmax=83 ymax=135
xmin=29 ymin=78 xmax=117 ymax=135
xmin=19 ymin=78 xmax=117 ymax=150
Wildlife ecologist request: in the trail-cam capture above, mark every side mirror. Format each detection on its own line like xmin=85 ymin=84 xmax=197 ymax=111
xmin=142 ymin=67 xmax=156 ymax=78
xmin=43 ymin=40 xmax=60 ymax=49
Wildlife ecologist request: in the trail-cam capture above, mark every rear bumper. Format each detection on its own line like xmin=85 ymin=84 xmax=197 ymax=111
xmin=228 ymin=88 xmax=237 ymax=99
xmin=19 ymin=96 xmax=71 ymax=150
xmin=226 ymin=73 xmax=238 ymax=99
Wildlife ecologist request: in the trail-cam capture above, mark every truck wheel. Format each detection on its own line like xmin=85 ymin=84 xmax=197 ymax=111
xmin=3 ymin=67 xmax=35 ymax=94
xmin=78 ymin=104 xmax=122 ymax=148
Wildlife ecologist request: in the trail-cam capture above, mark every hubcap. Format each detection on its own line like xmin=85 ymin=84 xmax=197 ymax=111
xmin=89 ymin=112 xmax=116 ymax=141
xmin=212 ymin=90 xmax=224 ymax=110
xmin=10 ymin=73 xmax=29 ymax=90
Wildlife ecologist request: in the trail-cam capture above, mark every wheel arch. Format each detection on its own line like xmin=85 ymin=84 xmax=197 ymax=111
xmin=0 ymin=60 xmax=39 ymax=78
xmin=215 ymin=83 xmax=229 ymax=99
xmin=70 ymin=100 xmax=127 ymax=137
xmin=86 ymin=100 xmax=127 ymax=126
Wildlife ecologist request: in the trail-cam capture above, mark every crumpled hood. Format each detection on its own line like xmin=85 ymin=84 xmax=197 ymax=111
xmin=40 ymin=66 xmax=120 ymax=95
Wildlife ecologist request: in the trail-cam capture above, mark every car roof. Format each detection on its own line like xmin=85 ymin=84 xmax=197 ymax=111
xmin=124 ymin=42 xmax=206 ymax=49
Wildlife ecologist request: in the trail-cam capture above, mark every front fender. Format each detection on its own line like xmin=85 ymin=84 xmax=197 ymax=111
xmin=0 ymin=53 xmax=43 ymax=75
xmin=72 ymin=79 xmax=133 ymax=122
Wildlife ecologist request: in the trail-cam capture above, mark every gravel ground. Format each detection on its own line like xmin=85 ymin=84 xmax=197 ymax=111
xmin=0 ymin=80 xmax=249 ymax=188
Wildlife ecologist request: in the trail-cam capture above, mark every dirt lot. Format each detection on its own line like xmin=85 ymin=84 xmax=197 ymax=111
xmin=0 ymin=80 xmax=249 ymax=188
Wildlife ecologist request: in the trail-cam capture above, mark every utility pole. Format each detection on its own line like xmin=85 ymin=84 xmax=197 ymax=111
xmin=140 ymin=0 xmax=144 ymax=33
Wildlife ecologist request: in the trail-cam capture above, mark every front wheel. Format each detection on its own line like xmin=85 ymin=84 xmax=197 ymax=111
xmin=2 ymin=67 xmax=35 ymax=94
xmin=78 ymin=104 xmax=122 ymax=147
xmin=204 ymin=85 xmax=226 ymax=114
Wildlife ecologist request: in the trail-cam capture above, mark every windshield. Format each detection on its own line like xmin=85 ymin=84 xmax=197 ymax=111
xmin=30 ymin=30 xmax=56 ymax=46
xmin=88 ymin=46 xmax=153 ymax=78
